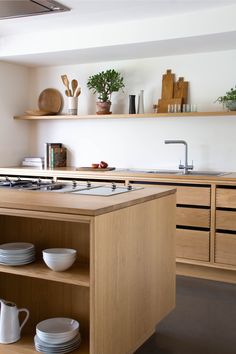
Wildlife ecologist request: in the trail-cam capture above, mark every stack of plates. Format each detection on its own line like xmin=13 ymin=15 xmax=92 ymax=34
xmin=0 ymin=242 xmax=36 ymax=265
xmin=35 ymin=317 xmax=81 ymax=354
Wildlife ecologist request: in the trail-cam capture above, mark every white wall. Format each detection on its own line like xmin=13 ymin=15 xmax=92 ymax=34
xmin=27 ymin=49 xmax=236 ymax=172
xmin=0 ymin=62 xmax=31 ymax=167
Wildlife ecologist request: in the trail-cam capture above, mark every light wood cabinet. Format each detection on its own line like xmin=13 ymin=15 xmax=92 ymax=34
xmin=215 ymin=233 xmax=236 ymax=266
xmin=176 ymin=207 xmax=210 ymax=228
xmin=216 ymin=187 xmax=236 ymax=208
xmin=176 ymin=185 xmax=211 ymax=206
xmin=176 ymin=229 xmax=210 ymax=261
xmin=0 ymin=189 xmax=175 ymax=354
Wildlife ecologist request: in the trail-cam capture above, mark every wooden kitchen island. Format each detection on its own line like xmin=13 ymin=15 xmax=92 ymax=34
xmin=0 ymin=186 xmax=176 ymax=354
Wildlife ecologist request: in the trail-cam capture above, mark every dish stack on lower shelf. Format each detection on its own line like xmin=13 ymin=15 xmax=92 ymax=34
xmin=0 ymin=242 xmax=36 ymax=266
xmin=35 ymin=317 xmax=81 ymax=354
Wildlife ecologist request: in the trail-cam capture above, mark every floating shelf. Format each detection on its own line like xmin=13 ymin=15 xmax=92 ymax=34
xmin=14 ymin=111 xmax=236 ymax=120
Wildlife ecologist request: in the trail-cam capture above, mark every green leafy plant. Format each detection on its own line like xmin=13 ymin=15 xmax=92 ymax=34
xmin=87 ymin=69 xmax=125 ymax=102
xmin=215 ymin=86 xmax=236 ymax=103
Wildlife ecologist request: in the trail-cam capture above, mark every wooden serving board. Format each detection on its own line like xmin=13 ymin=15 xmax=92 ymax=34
xmin=76 ymin=167 xmax=116 ymax=171
xmin=174 ymin=77 xmax=188 ymax=104
xmin=157 ymin=98 xmax=182 ymax=113
xmin=161 ymin=69 xmax=175 ymax=99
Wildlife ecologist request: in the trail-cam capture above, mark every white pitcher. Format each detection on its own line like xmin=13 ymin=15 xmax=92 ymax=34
xmin=0 ymin=299 xmax=29 ymax=344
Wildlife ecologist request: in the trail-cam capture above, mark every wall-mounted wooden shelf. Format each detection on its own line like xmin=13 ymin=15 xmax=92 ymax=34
xmin=14 ymin=111 xmax=236 ymax=120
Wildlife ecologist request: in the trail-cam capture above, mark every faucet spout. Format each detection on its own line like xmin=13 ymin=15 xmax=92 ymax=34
xmin=164 ymin=140 xmax=193 ymax=174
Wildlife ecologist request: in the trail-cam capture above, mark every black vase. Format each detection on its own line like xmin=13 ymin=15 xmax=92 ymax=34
xmin=129 ymin=95 xmax=136 ymax=114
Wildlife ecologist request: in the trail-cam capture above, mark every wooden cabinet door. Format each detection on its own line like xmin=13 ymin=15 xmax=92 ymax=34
xmin=176 ymin=229 xmax=210 ymax=261
xmin=215 ymin=233 xmax=236 ymax=266
xmin=176 ymin=186 xmax=210 ymax=206
xmin=216 ymin=188 xmax=236 ymax=208
xmin=176 ymin=207 xmax=210 ymax=228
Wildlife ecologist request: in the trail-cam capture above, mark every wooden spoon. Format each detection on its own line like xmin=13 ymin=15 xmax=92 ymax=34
xmin=61 ymin=74 xmax=72 ymax=96
xmin=75 ymin=87 xmax=81 ymax=97
xmin=71 ymin=79 xmax=78 ymax=97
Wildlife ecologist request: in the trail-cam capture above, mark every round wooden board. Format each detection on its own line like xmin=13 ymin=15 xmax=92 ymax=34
xmin=38 ymin=88 xmax=62 ymax=113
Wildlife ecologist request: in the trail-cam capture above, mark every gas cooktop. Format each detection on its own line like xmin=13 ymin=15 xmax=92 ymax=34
xmin=0 ymin=177 xmax=141 ymax=196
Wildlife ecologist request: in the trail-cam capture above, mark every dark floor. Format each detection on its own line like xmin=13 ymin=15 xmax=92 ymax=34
xmin=135 ymin=275 xmax=236 ymax=354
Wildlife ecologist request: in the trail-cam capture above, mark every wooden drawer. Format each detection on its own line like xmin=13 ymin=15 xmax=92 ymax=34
xmin=176 ymin=229 xmax=210 ymax=261
xmin=216 ymin=210 xmax=236 ymax=231
xmin=216 ymin=188 xmax=236 ymax=208
xmin=176 ymin=207 xmax=210 ymax=228
xmin=215 ymin=232 xmax=236 ymax=266
xmin=176 ymin=186 xmax=210 ymax=206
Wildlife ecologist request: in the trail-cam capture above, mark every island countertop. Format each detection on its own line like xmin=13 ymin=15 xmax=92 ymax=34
xmin=0 ymin=186 xmax=175 ymax=216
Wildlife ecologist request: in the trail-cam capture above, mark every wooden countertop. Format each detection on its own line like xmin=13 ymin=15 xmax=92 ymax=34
xmin=1 ymin=166 xmax=236 ymax=184
xmin=0 ymin=186 xmax=175 ymax=216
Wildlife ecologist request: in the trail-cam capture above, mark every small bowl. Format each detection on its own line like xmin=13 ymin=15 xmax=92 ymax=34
xmin=42 ymin=248 xmax=77 ymax=271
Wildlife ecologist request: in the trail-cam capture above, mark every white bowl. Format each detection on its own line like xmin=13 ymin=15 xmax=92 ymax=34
xmin=36 ymin=317 xmax=79 ymax=344
xmin=43 ymin=256 xmax=76 ymax=271
xmin=43 ymin=248 xmax=77 ymax=256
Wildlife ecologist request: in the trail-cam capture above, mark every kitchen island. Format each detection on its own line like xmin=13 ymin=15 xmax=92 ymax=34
xmin=2 ymin=166 xmax=236 ymax=284
xmin=0 ymin=186 xmax=176 ymax=354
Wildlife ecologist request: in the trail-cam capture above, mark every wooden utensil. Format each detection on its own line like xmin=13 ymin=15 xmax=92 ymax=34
xmin=71 ymin=79 xmax=78 ymax=97
xmin=75 ymin=87 xmax=81 ymax=97
xmin=61 ymin=74 xmax=72 ymax=97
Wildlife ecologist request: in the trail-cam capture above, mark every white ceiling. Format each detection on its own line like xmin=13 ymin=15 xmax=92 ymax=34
xmin=0 ymin=0 xmax=236 ymax=65
xmin=0 ymin=0 xmax=234 ymax=36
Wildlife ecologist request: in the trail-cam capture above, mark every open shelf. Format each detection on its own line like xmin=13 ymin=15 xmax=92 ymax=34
xmin=0 ymin=261 xmax=89 ymax=287
xmin=0 ymin=334 xmax=89 ymax=354
xmin=14 ymin=111 xmax=236 ymax=120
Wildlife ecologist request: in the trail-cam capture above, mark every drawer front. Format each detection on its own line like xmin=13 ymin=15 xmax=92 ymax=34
xmin=215 ymin=233 xmax=236 ymax=266
xmin=176 ymin=207 xmax=210 ymax=228
xmin=176 ymin=186 xmax=210 ymax=206
xmin=216 ymin=210 xmax=236 ymax=231
xmin=176 ymin=229 xmax=210 ymax=261
xmin=216 ymin=188 xmax=236 ymax=208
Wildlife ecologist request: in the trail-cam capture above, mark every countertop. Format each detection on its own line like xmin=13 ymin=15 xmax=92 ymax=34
xmin=1 ymin=166 xmax=236 ymax=184
xmin=0 ymin=186 xmax=175 ymax=216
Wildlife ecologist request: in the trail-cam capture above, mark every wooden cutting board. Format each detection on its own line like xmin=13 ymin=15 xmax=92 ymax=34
xmin=157 ymin=98 xmax=182 ymax=113
xmin=76 ymin=167 xmax=116 ymax=171
xmin=161 ymin=69 xmax=175 ymax=99
xmin=174 ymin=77 xmax=188 ymax=104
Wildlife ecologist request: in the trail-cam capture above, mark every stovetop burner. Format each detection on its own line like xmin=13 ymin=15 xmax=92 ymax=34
xmin=0 ymin=177 xmax=141 ymax=196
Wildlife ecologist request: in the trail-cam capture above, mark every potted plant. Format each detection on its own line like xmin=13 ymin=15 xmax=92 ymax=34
xmin=87 ymin=69 xmax=125 ymax=114
xmin=215 ymin=85 xmax=236 ymax=111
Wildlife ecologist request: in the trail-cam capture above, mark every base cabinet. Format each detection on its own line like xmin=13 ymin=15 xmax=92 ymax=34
xmin=176 ymin=229 xmax=210 ymax=261
xmin=0 ymin=193 xmax=175 ymax=354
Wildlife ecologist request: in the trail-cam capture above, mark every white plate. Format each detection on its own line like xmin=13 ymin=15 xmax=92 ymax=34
xmin=0 ymin=243 xmax=35 ymax=253
xmin=34 ymin=333 xmax=81 ymax=353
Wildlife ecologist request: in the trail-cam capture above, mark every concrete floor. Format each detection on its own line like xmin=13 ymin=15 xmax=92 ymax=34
xmin=135 ymin=275 xmax=236 ymax=354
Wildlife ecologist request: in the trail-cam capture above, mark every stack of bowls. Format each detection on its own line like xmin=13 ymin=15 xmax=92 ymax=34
xmin=35 ymin=317 xmax=81 ymax=353
xmin=42 ymin=248 xmax=77 ymax=271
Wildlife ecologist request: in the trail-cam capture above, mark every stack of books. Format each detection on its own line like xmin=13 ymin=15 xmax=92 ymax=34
xmin=44 ymin=143 xmax=67 ymax=169
xmin=22 ymin=157 xmax=44 ymax=168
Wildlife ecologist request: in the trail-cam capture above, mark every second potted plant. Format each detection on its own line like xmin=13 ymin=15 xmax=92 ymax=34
xmin=215 ymin=85 xmax=236 ymax=111
xmin=87 ymin=69 xmax=125 ymax=114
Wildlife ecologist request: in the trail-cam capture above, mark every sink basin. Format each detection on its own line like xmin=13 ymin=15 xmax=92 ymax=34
xmin=120 ymin=169 xmax=227 ymax=176
xmin=186 ymin=171 xmax=227 ymax=176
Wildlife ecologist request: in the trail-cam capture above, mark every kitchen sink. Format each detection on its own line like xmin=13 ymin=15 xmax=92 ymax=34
xmin=186 ymin=171 xmax=227 ymax=176
xmin=119 ymin=169 xmax=227 ymax=176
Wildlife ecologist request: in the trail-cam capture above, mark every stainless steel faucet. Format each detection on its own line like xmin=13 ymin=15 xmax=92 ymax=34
xmin=164 ymin=140 xmax=194 ymax=174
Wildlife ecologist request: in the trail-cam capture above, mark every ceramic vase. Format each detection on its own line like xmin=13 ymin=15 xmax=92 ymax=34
xmin=129 ymin=95 xmax=136 ymax=114
xmin=137 ymin=90 xmax=144 ymax=114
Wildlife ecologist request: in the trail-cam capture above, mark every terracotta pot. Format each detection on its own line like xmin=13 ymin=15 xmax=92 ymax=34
xmin=96 ymin=101 xmax=112 ymax=115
